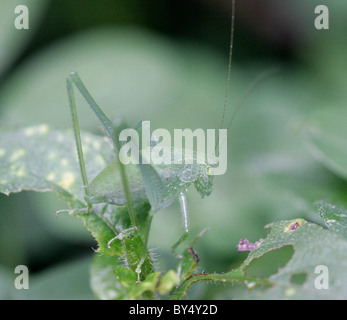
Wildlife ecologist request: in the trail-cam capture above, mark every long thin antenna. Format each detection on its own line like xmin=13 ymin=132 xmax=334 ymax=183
xmin=220 ymin=0 xmax=236 ymax=130
xmin=226 ymin=69 xmax=278 ymax=132
xmin=218 ymin=0 xmax=278 ymax=134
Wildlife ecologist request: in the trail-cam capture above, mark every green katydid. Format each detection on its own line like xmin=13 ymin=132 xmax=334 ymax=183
xmin=65 ymin=71 xmax=215 ymax=256
xmin=64 ymin=0 xmax=243 ymax=280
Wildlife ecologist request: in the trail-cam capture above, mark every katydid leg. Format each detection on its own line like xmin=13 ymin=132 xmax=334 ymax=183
xmin=171 ymin=191 xmax=190 ymax=256
xmin=66 ymin=77 xmax=90 ymax=204
xmin=67 ymin=72 xmax=138 ymax=228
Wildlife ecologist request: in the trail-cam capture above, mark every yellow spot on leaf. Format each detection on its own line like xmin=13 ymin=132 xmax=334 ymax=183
xmin=59 ymin=172 xmax=75 ymax=189
xmin=93 ymin=141 xmax=101 ymax=150
xmin=46 ymin=172 xmax=56 ymax=181
xmin=38 ymin=124 xmax=49 ymax=135
xmin=285 ymin=288 xmax=295 ymax=297
xmin=16 ymin=167 xmax=26 ymax=177
xmin=61 ymin=159 xmax=69 ymax=167
xmin=10 ymin=149 xmax=25 ymax=162
xmin=24 ymin=127 xmax=36 ymax=137
xmin=24 ymin=125 xmax=49 ymax=136
xmin=0 ymin=149 xmax=6 ymax=157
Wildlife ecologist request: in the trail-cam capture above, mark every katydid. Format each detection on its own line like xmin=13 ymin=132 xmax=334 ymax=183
xmin=66 ymin=72 xmax=214 ymax=254
xmin=64 ymin=0 xmax=239 ymax=280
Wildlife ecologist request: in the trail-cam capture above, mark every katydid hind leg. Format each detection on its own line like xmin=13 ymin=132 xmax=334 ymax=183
xmin=68 ymin=72 xmax=118 ymax=151
xmin=66 ymin=77 xmax=91 ymax=206
xmin=67 ymin=72 xmax=138 ymax=228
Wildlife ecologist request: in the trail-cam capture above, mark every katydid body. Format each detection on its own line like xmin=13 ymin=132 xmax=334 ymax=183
xmin=88 ymin=149 xmax=213 ymax=208
xmin=66 ymin=72 xmax=214 ymax=266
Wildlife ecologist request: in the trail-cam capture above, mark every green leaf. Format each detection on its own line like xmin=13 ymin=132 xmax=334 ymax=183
xmin=76 ymin=205 xmax=124 ymax=256
xmin=171 ymin=269 xmax=268 ymax=300
xmin=91 ymin=245 xmax=160 ymax=300
xmin=76 ymin=202 xmax=152 ymax=257
xmin=157 ymin=270 xmax=179 ymax=296
xmin=91 ymin=255 xmax=158 ymax=300
xmin=317 ymin=202 xmax=347 ymax=239
xmin=114 ymin=267 xmax=138 ymax=289
xmin=174 ymin=229 xmax=209 ymax=285
xmin=239 ymin=218 xmax=347 ymax=299
xmin=176 ymin=247 xmax=200 ymax=285
xmin=113 ymin=267 xmax=160 ymax=300
xmin=0 ymin=125 xmax=114 ymax=205
xmin=173 ymin=216 xmax=347 ymax=300
xmin=302 ymin=107 xmax=347 ymax=180
xmin=171 ymin=228 xmax=270 ymax=300
xmin=123 ymin=233 xmax=155 ymax=281
xmin=85 ymin=202 xmax=154 ymax=280
xmin=0 ymin=125 xmax=152 ymax=256
xmin=171 ymin=228 xmax=262 ymax=300
xmin=91 ymin=254 xmax=127 ymax=300
xmin=130 ymin=272 xmax=160 ymax=299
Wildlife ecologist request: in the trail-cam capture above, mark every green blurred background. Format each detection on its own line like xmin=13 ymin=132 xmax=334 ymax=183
xmin=0 ymin=0 xmax=347 ymax=299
